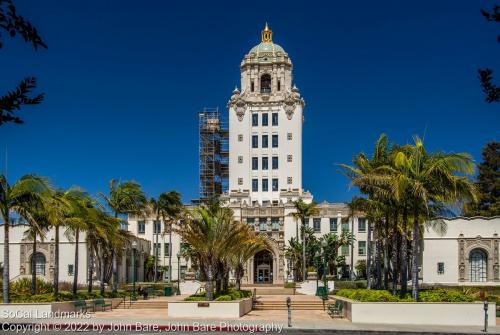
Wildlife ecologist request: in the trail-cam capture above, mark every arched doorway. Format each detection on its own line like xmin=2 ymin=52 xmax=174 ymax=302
xmin=254 ymin=250 xmax=273 ymax=284
xmin=469 ymin=248 xmax=487 ymax=282
xmin=31 ymin=252 xmax=46 ymax=276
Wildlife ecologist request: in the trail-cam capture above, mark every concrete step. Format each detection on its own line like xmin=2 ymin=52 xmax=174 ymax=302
xmin=253 ymin=300 xmax=327 ymax=310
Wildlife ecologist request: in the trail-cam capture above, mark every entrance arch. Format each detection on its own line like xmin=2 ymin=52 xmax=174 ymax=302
xmin=254 ymin=250 xmax=273 ymax=284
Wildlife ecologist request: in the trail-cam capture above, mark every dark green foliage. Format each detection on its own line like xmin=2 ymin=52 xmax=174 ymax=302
xmin=478 ymin=5 xmax=500 ymax=103
xmin=334 ymin=280 xmax=367 ymax=290
xmin=336 ymin=288 xmax=475 ymax=302
xmin=355 ymin=260 xmax=367 ymax=279
xmin=0 ymin=0 xmax=47 ymax=126
xmin=184 ymin=289 xmax=251 ymax=302
xmin=465 ymin=142 xmax=500 ymax=216
xmin=10 ymin=277 xmax=52 ymax=295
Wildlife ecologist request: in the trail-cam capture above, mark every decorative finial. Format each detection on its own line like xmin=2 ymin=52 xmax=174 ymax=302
xmin=261 ymin=23 xmax=272 ymax=43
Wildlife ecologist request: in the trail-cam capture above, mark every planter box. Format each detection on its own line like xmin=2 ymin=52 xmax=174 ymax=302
xmin=334 ymin=296 xmax=496 ymax=326
xmin=168 ymin=298 xmax=252 ymax=318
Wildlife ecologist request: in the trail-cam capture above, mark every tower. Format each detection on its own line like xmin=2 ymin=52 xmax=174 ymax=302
xmin=227 ymin=24 xmax=305 ymax=205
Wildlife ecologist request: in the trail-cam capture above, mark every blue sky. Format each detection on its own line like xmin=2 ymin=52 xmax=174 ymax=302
xmin=0 ymin=0 xmax=498 ymax=203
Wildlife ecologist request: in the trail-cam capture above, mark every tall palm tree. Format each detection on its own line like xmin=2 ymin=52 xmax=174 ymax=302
xmin=292 ymin=199 xmax=318 ymax=281
xmin=388 ymin=137 xmax=477 ymax=299
xmin=22 ymin=202 xmax=49 ymax=295
xmin=158 ymin=191 xmax=182 ymax=283
xmin=347 ymin=196 xmax=363 ymax=280
xmin=101 ymin=179 xmax=147 ymax=293
xmin=0 ymin=174 xmax=51 ymax=303
xmin=63 ymin=188 xmax=94 ymax=295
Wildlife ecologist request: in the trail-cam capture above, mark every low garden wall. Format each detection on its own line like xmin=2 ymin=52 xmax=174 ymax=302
xmin=168 ymin=298 xmax=252 ymax=318
xmin=334 ymin=296 xmax=496 ymax=326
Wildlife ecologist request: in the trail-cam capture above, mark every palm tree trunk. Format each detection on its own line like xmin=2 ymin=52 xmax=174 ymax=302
xmin=391 ymin=212 xmax=398 ymax=295
xmin=99 ymin=254 xmax=105 ymax=296
xmin=112 ymin=212 xmax=118 ymax=294
xmin=205 ymin=263 xmax=214 ymax=301
xmin=169 ymin=224 xmax=173 ymax=282
xmin=366 ymin=221 xmax=372 ymax=290
xmin=31 ymin=235 xmax=37 ymax=295
xmin=350 ymin=214 xmax=355 ymax=280
xmin=111 ymin=250 xmax=117 ymax=294
xmin=411 ymin=213 xmax=420 ymax=301
xmin=154 ymin=231 xmax=158 ymax=282
xmin=88 ymin=245 xmax=93 ymax=293
xmin=54 ymin=224 xmax=60 ymax=296
xmin=302 ymin=221 xmax=306 ymax=281
xmin=383 ymin=215 xmax=389 ymax=290
xmin=400 ymin=208 xmax=408 ymax=297
xmin=72 ymin=229 xmax=79 ymax=295
xmin=2 ymin=211 xmax=10 ymax=303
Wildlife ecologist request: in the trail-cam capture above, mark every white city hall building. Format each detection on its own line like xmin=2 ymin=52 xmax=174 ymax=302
xmin=1 ymin=25 xmax=499 ymax=288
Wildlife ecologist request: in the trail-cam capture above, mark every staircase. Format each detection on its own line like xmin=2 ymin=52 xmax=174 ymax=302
xmin=241 ymin=284 xmax=296 ymax=295
xmin=119 ymin=297 xmax=169 ymax=309
xmin=253 ymin=298 xmax=327 ymax=311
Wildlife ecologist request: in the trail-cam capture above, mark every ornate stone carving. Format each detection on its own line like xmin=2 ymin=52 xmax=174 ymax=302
xmin=283 ymin=93 xmax=296 ymax=120
xmin=228 ymin=93 xmax=247 ymax=122
xmin=458 ymin=235 xmax=500 ymax=282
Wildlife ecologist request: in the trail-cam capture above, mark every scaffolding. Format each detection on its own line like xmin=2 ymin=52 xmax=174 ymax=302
xmin=197 ymin=107 xmax=228 ymax=203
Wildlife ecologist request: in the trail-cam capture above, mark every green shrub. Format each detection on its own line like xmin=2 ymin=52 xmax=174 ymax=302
xmin=419 ymin=289 xmax=475 ymax=302
xmin=10 ymin=278 xmax=53 ymax=295
xmin=334 ymin=280 xmax=367 ymax=290
xmin=214 ymin=295 xmax=232 ymax=301
xmin=184 ymin=296 xmax=206 ymax=301
xmin=336 ymin=289 xmax=402 ymax=302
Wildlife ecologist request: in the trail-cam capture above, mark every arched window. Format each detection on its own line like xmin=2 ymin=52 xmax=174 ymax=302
xmin=260 ymin=74 xmax=271 ymax=93
xmin=31 ymin=252 xmax=46 ymax=276
xmin=469 ymin=249 xmax=487 ymax=282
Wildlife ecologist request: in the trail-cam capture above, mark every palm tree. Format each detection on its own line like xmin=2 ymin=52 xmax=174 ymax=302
xmin=63 ymin=188 xmax=94 ymax=295
xmin=347 ymin=196 xmax=363 ymax=280
xmin=174 ymin=203 xmax=245 ymax=301
xmin=0 ymin=174 xmax=51 ymax=303
xmin=157 ymin=191 xmax=182 ymax=284
xmin=22 ymin=202 xmax=49 ymax=295
xmin=292 ymin=199 xmax=318 ymax=282
xmin=388 ymin=137 xmax=477 ymax=299
xmin=101 ymin=179 xmax=147 ymax=293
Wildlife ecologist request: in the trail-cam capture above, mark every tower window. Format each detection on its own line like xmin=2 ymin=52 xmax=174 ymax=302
xmin=277 ymin=80 xmax=281 ymax=91
xmin=272 ymin=156 xmax=278 ymax=169
xmin=262 ymin=113 xmax=268 ymax=126
xmin=238 ymin=178 xmax=243 ymax=185
xmin=287 ymin=155 xmax=293 ymax=162
xmin=272 ymin=135 xmax=278 ymax=148
xmin=287 ymin=133 xmax=292 ymax=140
xmin=252 ymin=179 xmax=258 ymax=192
xmin=238 ymin=156 xmax=243 ymax=164
xmin=272 ymin=113 xmax=278 ymax=126
xmin=252 ymin=135 xmax=258 ymax=148
xmin=251 ymin=80 xmax=255 ymax=92
xmin=262 ymin=179 xmax=269 ymax=192
xmin=252 ymin=157 xmax=258 ymax=170
xmin=272 ymin=178 xmax=279 ymax=191
xmin=252 ymin=114 xmax=258 ymax=126
xmin=260 ymin=74 xmax=271 ymax=93
xmin=287 ymin=177 xmax=293 ymax=184
xmin=262 ymin=157 xmax=269 ymax=170
xmin=262 ymin=135 xmax=268 ymax=148
xmin=238 ymin=134 xmax=243 ymax=142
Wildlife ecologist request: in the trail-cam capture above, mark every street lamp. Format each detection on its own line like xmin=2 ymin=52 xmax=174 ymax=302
xmin=321 ymin=240 xmax=328 ymax=294
xmin=315 ymin=250 xmax=320 ymax=295
xmin=176 ymin=252 xmax=182 ymax=294
xmin=132 ymin=240 xmax=137 ymax=301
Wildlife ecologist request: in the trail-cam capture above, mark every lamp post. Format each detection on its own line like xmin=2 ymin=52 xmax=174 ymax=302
xmin=132 ymin=240 xmax=137 ymax=301
xmin=321 ymin=240 xmax=328 ymax=294
xmin=177 ymin=252 xmax=181 ymax=295
xmin=315 ymin=250 xmax=320 ymax=296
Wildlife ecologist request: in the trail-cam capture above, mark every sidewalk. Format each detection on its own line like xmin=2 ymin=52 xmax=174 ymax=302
xmin=3 ymin=313 xmax=500 ymax=334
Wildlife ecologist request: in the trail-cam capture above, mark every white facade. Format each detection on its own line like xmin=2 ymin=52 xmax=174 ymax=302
xmin=422 ymin=217 xmax=500 ymax=285
xmin=0 ymin=223 xmax=150 ymax=286
xmin=227 ymin=24 xmax=305 ymax=206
